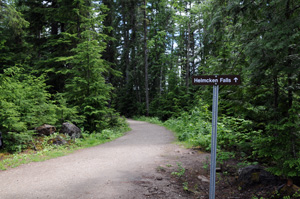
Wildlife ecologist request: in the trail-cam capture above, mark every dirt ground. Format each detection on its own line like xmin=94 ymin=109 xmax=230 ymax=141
xmin=135 ymin=145 xmax=288 ymax=199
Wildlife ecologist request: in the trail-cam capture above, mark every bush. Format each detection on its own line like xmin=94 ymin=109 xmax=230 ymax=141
xmin=0 ymin=67 xmax=58 ymax=132
xmin=163 ymin=101 xmax=300 ymax=178
xmin=2 ymin=131 xmax=35 ymax=153
xmin=164 ymin=103 xmax=212 ymax=150
xmin=0 ymin=67 xmax=78 ymax=151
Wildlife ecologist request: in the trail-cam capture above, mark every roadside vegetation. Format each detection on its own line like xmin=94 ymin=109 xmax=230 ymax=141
xmin=135 ymin=113 xmax=300 ymax=198
xmin=135 ymin=113 xmax=257 ymax=169
xmin=135 ymin=97 xmax=299 ymax=182
xmin=0 ymin=119 xmax=130 ymax=170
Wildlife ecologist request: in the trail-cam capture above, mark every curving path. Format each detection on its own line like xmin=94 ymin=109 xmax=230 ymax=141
xmin=0 ymin=120 xmax=177 ymax=199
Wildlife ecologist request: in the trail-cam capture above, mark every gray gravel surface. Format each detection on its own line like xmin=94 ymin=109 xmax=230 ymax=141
xmin=0 ymin=120 xmax=188 ymax=199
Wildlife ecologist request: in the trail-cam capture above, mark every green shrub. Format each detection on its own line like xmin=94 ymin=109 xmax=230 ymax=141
xmin=164 ymin=104 xmax=212 ymax=149
xmin=0 ymin=67 xmax=58 ymax=132
xmin=0 ymin=66 xmax=79 ymax=152
xmin=2 ymin=131 xmax=35 ymax=153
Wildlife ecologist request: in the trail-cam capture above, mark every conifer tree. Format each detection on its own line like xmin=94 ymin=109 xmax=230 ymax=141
xmin=58 ymin=2 xmax=115 ymax=132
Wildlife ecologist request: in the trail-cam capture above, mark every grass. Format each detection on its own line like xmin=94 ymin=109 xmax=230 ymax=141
xmin=134 ymin=116 xmax=197 ymax=149
xmin=132 ymin=116 xmax=164 ymax=125
xmin=0 ymin=125 xmax=130 ymax=170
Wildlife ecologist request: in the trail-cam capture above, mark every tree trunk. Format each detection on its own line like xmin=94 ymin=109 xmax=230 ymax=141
xmin=121 ymin=2 xmax=130 ymax=86
xmin=273 ymin=75 xmax=279 ymax=110
xmin=186 ymin=1 xmax=190 ymax=91
xmin=144 ymin=0 xmax=149 ymax=116
xmin=50 ymin=0 xmax=58 ymax=35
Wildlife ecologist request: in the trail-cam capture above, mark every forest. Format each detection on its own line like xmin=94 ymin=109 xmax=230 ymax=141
xmin=0 ymin=0 xmax=299 ymax=180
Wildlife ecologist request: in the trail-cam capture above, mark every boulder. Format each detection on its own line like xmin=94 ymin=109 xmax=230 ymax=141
xmin=238 ymin=165 xmax=280 ymax=189
xmin=36 ymin=124 xmax=56 ymax=136
xmin=278 ymin=179 xmax=300 ymax=197
xmin=48 ymin=135 xmax=67 ymax=145
xmin=60 ymin=122 xmax=81 ymax=139
xmin=198 ymin=175 xmax=210 ymax=183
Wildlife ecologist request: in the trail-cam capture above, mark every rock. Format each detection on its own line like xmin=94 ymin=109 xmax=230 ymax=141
xmin=49 ymin=135 xmax=67 ymax=145
xmin=237 ymin=165 xmax=280 ymax=189
xmin=216 ymin=167 xmax=222 ymax=172
xmin=175 ymin=149 xmax=181 ymax=153
xmin=278 ymin=180 xmax=300 ymax=197
xmin=220 ymin=163 xmax=238 ymax=175
xmin=144 ymin=192 xmax=151 ymax=196
xmin=60 ymin=122 xmax=81 ymax=139
xmin=36 ymin=124 xmax=56 ymax=136
xmin=156 ymin=176 xmax=163 ymax=181
xmin=198 ymin=175 xmax=210 ymax=183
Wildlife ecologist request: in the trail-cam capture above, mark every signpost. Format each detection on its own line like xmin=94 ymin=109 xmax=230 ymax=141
xmin=192 ymin=75 xmax=241 ymax=199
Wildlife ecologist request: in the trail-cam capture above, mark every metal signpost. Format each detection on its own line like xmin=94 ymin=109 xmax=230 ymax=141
xmin=192 ymin=75 xmax=241 ymax=199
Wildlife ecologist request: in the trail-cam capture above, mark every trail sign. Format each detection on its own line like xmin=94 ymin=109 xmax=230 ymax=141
xmin=192 ymin=75 xmax=241 ymax=199
xmin=192 ymin=75 xmax=241 ymax=85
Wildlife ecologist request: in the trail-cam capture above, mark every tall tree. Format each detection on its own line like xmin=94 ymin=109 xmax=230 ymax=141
xmin=143 ymin=0 xmax=150 ymax=116
xmin=56 ymin=1 xmax=115 ymax=131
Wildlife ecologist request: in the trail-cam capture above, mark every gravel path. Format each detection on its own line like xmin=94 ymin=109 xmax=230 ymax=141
xmin=0 ymin=120 xmax=179 ymax=199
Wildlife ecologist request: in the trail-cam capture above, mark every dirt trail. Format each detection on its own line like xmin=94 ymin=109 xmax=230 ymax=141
xmin=0 ymin=120 xmax=202 ymax=199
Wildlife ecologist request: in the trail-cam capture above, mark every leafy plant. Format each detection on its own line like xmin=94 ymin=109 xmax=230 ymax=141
xmin=0 ymin=67 xmax=58 ymax=133
xmin=217 ymin=151 xmax=235 ymax=165
xmin=182 ymin=182 xmax=189 ymax=191
xmin=171 ymin=162 xmax=186 ymax=178
xmin=164 ymin=103 xmax=212 ymax=150
xmin=2 ymin=131 xmax=34 ymax=153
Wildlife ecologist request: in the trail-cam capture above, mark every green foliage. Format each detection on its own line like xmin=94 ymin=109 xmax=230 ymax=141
xmin=54 ymin=93 xmax=84 ymax=126
xmin=72 ymin=121 xmax=130 ymax=149
xmin=217 ymin=151 xmax=235 ymax=165
xmin=218 ymin=116 xmax=261 ymax=156
xmin=63 ymin=33 xmax=116 ymax=131
xmin=0 ymin=67 xmax=58 ymax=132
xmin=0 ymin=67 xmax=81 ymax=152
xmin=0 ymin=0 xmax=121 ymax=148
xmin=0 ymin=1 xmax=30 ymax=71
xmin=55 ymin=2 xmax=120 ymax=132
xmin=171 ymin=162 xmax=186 ymax=178
xmin=182 ymin=182 xmax=189 ymax=191
xmin=164 ymin=102 xmax=212 ymax=150
xmin=0 ymin=3 xmax=29 ymax=35
xmin=2 ymin=131 xmax=34 ymax=153
xmin=192 ymin=0 xmax=300 ymax=178
xmin=64 ymin=43 xmax=109 ymax=127
xmin=149 ymin=86 xmax=192 ymax=121
xmin=162 ymin=101 xmax=263 ymax=161
xmin=133 ymin=116 xmax=163 ymax=125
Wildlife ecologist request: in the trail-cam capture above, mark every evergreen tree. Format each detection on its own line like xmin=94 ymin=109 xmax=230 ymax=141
xmin=58 ymin=2 xmax=116 ymax=132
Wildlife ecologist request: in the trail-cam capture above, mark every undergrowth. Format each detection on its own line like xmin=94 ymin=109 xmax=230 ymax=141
xmin=135 ymin=104 xmax=262 ymax=168
xmin=133 ymin=116 xmax=163 ymax=125
xmin=0 ymin=121 xmax=130 ymax=170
